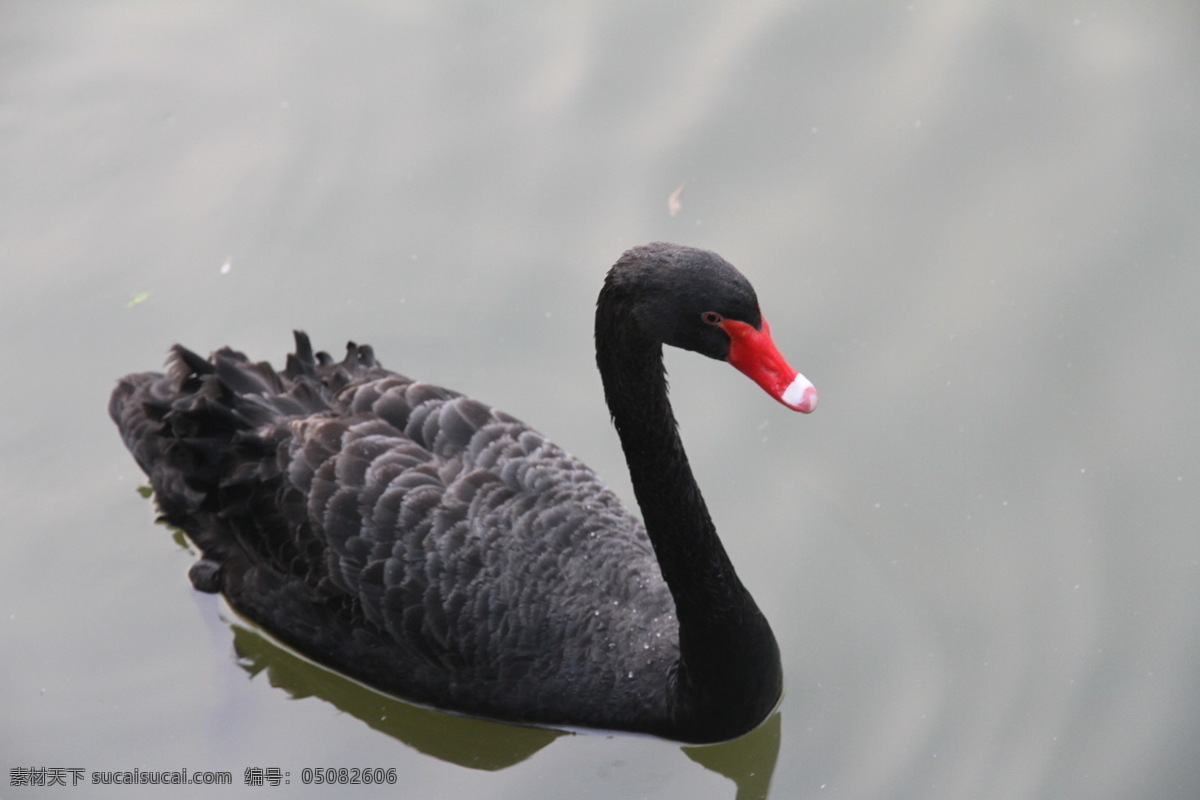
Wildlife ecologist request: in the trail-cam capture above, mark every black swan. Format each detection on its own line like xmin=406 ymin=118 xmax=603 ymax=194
xmin=109 ymin=243 xmax=817 ymax=743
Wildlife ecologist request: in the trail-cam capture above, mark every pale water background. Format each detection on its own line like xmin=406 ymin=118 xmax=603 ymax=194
xmin=3 ymin=3 xmax=1199 ymax=799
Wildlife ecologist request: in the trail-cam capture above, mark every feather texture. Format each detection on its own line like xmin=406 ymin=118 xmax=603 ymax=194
xmin=112 ymin=333 xmax=679 ymax=730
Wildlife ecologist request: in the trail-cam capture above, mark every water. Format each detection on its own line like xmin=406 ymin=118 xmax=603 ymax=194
xmin=3 ymin=2 xmax=1199 ymax=798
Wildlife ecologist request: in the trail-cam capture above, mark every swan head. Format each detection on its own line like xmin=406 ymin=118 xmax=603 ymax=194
xmin=605 ymin=243 xmax=817 ymax=413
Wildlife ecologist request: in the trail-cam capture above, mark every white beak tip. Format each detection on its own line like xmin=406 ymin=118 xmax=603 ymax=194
xmin=781 ymin=373 xmax=818 ymax=413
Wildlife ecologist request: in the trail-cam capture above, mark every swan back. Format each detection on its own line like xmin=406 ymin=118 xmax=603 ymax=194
xmin=111 ymin=333 xmax=680 ymax=730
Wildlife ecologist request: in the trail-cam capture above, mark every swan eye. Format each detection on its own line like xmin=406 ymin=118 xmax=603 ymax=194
xmin=701 ymin=311 xmax=723 ymax=326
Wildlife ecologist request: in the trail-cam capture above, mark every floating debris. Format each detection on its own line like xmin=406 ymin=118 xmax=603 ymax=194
xmin=667 ymin=183 xmax=685 ymax=217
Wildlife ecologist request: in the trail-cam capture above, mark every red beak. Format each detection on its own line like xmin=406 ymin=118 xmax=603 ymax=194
xmin=721 ymin=317 xmax=818 ymax=413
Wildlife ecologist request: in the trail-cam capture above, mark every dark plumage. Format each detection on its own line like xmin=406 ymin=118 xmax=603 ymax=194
xmin=110 ymin=243 xmax=816 ymax=743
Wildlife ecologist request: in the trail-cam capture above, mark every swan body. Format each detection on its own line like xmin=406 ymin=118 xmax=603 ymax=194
xmin=110 ymin=243 xmax=815 ymax=743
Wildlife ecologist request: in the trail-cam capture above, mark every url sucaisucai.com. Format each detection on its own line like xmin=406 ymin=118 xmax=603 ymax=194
xmin=91 ymin=768 xmax=233 ymax=785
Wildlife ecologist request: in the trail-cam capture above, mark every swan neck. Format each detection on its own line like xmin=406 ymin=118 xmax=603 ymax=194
xmin=593 ymin=276 xmax=783 ymax=738
xmin=595 ymin=288 xmax=778 ymax=651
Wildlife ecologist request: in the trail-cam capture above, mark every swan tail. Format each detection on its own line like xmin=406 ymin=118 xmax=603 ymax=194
xmin=109 ymin=331 xmax=385 ymax=520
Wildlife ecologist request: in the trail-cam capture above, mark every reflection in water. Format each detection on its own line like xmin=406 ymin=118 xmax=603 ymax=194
xmin=226 ymin=609 xmax=780 ymax=794
xmin=226 ymin=617 xmax=561 ymax=770
xmin=685 ymin=712 xmax=781 ymax=800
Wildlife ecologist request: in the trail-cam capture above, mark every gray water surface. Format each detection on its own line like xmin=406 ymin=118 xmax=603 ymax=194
xmin=3 ymin=3 xmax=1199 ymax=799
